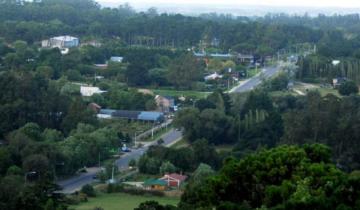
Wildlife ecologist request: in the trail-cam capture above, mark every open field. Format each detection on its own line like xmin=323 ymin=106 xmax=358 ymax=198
xmin=292 ymin=82 xmax=340 ymax=97
xmin=170 ymin=139 xmax=189 ymax=149
xmin=215 ymin=144 xmax=234 ymax=153
xmin=71 ymin=193 xmax=179 ymax=210
xmin=151 ymin=89 xmax=211 ymax=99
xmin=247 ymin=68 xmax=261 ymax=78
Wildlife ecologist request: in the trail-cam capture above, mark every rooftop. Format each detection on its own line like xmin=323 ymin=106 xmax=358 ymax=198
xmin=162 ymin=173 xmax=187 ymax=181
xmin=110 ymin=56 xmax=124 ymax=62
xmin=99 ymin=109 xmax=164 ymax=122
xmin=143 ymin=179 xmax=167 ymax=186
xmin=51 ymin=36 xmax=78 ymax=41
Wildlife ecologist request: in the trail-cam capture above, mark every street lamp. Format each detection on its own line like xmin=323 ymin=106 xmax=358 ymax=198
xmin=109 ymin=163 xmax=116 ymax=184
xmin=134 ymin=131 xmax=138 ymax=147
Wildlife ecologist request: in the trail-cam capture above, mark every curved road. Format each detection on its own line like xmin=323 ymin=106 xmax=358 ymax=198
xmin=57 ymin=129 xmax=182 ymax=194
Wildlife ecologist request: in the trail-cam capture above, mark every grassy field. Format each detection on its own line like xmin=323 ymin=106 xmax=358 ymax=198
xmin=215 ymin=144 xmax=234 ymax=153
xmin=151 ymin=89 xmax=210 ymax=99
xmin=71 ymin=193 xmax=179 ymax=210
xmin=247 ymin=68 xmax=261 ymax=78
xmin=269 ymin=90 xmax=296 ymax=97
xmin=170 ymin=139 xmax=189 ymax=149
xmin=316 ymin=87 xmax=341 ymax=97
xmin=292 ymin=82 xmax=341 ymax=97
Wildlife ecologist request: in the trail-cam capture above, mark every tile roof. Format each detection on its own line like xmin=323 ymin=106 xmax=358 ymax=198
xmin=143 ymin=179 xmax=167 ymax=186
xmin=164 ymin=173 xmax=187 ymax=182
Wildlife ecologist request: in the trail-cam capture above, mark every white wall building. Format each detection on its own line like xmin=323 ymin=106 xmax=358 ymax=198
xmin=110 ymin=56 xmax=124 ymax=63
xmin=42 ymin=36 xmax=79 ymax=49
xmin=204 ymin=72 xmax=223 ymax=81
xmin=80 ymin=86 xmax=106 ymax=97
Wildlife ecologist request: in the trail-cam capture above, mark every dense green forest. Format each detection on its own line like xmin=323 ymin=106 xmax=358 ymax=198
xmin=0 ymin=0 xmax=321 ymax=54
xmin=174 ymin=87 xmax=360 ymax=171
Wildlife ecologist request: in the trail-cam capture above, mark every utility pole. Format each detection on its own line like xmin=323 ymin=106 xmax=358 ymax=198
xmin=151 ymin=121 xmax=155 ymax=139
xmin=111 ymin=164 xmax=115 ymax=181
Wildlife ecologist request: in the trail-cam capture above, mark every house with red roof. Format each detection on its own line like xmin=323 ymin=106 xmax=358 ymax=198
xmin=159 ymin=173 xmax=187 ymax=188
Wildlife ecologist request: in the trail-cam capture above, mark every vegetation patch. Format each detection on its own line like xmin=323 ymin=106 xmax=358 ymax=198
xmin=71 ymin=193 xmax=179 ymax=210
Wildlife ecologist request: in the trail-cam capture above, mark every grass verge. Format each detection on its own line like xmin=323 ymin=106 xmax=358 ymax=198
xmin=151 ymin=89 xmax=210 ymax=99
xmin=70 ymin=193 xmax=179 ymax=210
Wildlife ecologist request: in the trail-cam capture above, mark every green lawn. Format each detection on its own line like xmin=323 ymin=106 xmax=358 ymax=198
xmin=215 ymin=144 xmax=234 ymax=153
xmin=292 ymin=82 xmax=341 ymax=97
xmin=71 ymin=193 xmax=179 ymax=210
xmin=316 ymin=87 xmax=341 ymax=97
xmin=247 ymin=68 xmax=260 ymax=78
xmin=151 ymin=89 xmax=210 ymax=99
xmin=269 ymin=90 xmax=296 ymax=97
xmin=170 ymin=139 xmax=189 ymax=149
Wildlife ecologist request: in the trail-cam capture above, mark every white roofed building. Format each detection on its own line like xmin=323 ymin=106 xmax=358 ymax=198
xmin=80 ymin=86 xmax=106 ymax=97
xmin=205 ymin=72 xmax=223 ymax=81
xmin=110 ymin=56 xmax=124 ymax=63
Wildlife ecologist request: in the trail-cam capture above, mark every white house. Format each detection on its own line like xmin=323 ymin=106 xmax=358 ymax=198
xmin=80 ymin=86 xmax=106 ymax=97
xmin=205 ymin=72 xmax=223 ymax=81
xmin=332 ymin=60 xmax=341 ymax=66
xmin=110 ymin=56 xmax=124 ymax=63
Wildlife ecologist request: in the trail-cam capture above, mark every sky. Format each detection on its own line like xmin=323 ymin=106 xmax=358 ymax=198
xmin=98 ymin=0 xmax=360 ymax=8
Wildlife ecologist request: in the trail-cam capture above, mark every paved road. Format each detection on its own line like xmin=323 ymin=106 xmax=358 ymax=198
xmin=57 ymin=66 xmax=280 ymax=194
xmin=115 ymin=129 xmax=182 ymax=170
xmin=56 ymin=167 xmax=101 ymax=194
xmin=57 ymin=129 xmax=182 ymax=194
xmin=230 ymin=66 xmax=281 ymax=93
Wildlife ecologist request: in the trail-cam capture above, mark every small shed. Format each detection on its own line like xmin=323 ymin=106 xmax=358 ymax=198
xmin=143 ymin=179 xmax=167 ymax=191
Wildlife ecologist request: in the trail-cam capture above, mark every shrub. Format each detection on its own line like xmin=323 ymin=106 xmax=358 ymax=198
xmin=106 ymin=184 xmax=166 ymax=197
xmin=106 ymin=183 xmax=125 ymax=193
xmin=338 ymin=81 xmax=359 ymax=96
xmin=81 ymin=184 xmax=96 ymax=197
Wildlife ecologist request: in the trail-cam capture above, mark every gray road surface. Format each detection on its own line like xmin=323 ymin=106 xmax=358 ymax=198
xmin=57 ymin=66 xmax=280 ymax=194
xmin=57 ymin=129 xmax=182 ymax=194
xmin=115 ymin=129 xmax=182 ymax=170
xmin=230 ymin=66 xmax=281 ymax=93
xmin=56 ymin=167 xmax=100 ymax=194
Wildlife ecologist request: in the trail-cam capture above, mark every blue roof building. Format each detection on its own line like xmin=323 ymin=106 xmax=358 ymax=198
xmin=138 ymin=112 xmax=164 ymax=121
xmin=97 ymin=109 xmax=164 ymax=122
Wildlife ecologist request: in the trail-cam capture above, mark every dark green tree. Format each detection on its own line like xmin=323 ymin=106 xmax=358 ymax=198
xmin=339 ymin=81 xmax=359 ymax=96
